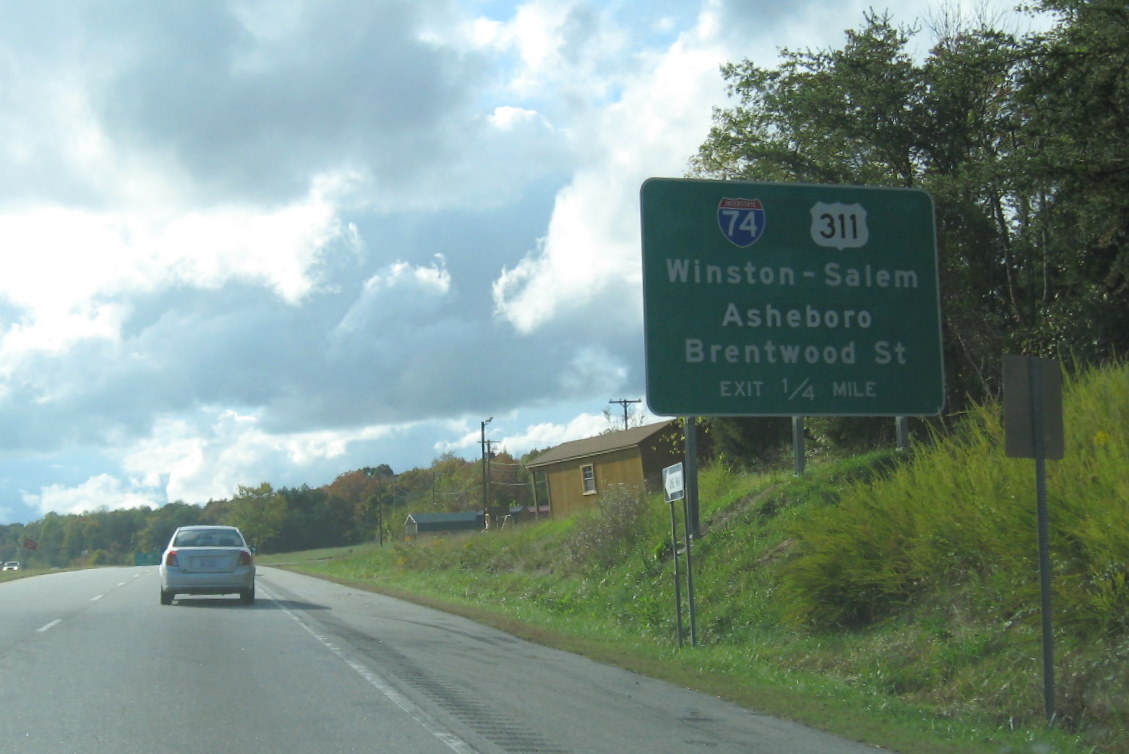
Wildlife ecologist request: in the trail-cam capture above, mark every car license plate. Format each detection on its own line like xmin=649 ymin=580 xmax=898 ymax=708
xmin=197 ymin=558 xmax=215 ymax=568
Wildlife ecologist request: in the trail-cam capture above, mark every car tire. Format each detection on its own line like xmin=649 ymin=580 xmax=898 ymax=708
xmin=240 ymin=587 xmax=255 ymax=605
xmin=160 ymin=589 xmax=173 ymax=605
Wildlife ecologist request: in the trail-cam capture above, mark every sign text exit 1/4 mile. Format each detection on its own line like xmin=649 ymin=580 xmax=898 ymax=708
xmin=640 ymin=178 xmax=944 ymax=417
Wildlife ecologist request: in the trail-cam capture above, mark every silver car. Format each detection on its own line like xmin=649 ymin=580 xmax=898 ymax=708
xmin=159 ymin=525 xmax=256 ymax=605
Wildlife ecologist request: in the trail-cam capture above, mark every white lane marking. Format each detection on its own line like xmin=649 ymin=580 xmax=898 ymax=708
xmin=90 ymin=594 xmax=104 ymax=602
xmin=37 ymin=619 xmax=62 ymax=633
xmin=117 ymin=582 xmax=127 ymax=587
xmin=259 ymin=585 xmax=477 ymax=754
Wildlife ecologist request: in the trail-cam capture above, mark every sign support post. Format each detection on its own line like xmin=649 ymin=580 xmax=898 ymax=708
xmin=1033 ymin=362 xmax=1056 ymax=724
xmin=792 ymin=416 xmax=806 ymax=475
xmin=1003 ymin=354 xmax=1064 ymax=725
xmin=682 ymin=494 xmax=698 ymax=648
xmin=663 ymin=462 xmax=688 ymax=647
xmin=668 ymin=495 xmax=684 ymax=648
xmin=684 ymin=417 xmax=700 ymax=537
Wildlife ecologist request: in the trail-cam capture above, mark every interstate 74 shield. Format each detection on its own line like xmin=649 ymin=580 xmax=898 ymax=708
xmin=717 ymin=197 xmax=766 ymax=247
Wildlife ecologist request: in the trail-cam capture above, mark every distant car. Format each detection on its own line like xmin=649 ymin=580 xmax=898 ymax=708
xmin=2 ymin=561 xmax=19 ymax=571
xmin=158 ymin=525 xmax=255 ymax=605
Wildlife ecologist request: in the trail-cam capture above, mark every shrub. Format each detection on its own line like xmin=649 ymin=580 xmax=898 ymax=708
xmin=778 ymin=362 xmax=1129 ymax=639
xmin=564 ymin=485 xmax=653 ymax=572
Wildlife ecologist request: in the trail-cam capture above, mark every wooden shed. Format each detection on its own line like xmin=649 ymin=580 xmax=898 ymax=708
xmin=525 ymin=420 xmax=682 ymax=519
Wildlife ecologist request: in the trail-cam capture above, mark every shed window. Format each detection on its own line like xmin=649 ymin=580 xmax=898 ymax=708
xmin=581 ymin=464 xmax=596 ymax=494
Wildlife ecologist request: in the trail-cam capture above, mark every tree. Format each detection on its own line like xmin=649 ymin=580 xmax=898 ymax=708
xmin=483 ymin=450 xmax=531 ymax=510
xmin=693 ymin=12 xmax=922 ymax=187
xmin=224 ymin=483 xmax=286 ymax=553
xmin=692 ymin=6 xmax=1129 ymax=434
xmin=1015 ymin=0 xmax=1129 ymax=364
xmin=277 ymin=485 xmax=334 ymax=552
xmin=705 ymin=417 xmax=791 ymax=468
xmin=425 ymin=452 xmax=479 ymax=512
xmin=138 ymin=501 xmax=204 ymax=552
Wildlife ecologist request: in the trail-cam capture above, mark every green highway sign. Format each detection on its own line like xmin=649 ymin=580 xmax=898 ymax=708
xmin=640 ymin=178 xmax=944 ymax=417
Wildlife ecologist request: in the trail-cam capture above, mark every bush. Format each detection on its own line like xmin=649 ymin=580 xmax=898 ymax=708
xmin=88 ymin=550 xmax=115 ymax=566
xmin=564 ymin=485 xmax=654 ymax=572
xmin=778 ymin=362 xmax=1129 ymax=640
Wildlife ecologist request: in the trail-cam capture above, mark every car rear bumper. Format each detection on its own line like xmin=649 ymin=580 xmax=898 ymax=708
xmin=160 ymin=567 xmax=255 ymax=595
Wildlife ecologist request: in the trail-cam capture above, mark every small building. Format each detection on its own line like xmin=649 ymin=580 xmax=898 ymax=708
xmin=404 ymin=511 xmax=484 ymax=538
xmin=526 ymin=420 xmax=683 ymax=519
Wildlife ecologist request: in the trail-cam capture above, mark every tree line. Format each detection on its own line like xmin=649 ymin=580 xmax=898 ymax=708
xmin=1 ymin=450 xmax=537 ymax=566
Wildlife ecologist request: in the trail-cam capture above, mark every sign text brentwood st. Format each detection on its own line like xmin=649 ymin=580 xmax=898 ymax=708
xmin=640 ymin=178 xmax=944 ymax=417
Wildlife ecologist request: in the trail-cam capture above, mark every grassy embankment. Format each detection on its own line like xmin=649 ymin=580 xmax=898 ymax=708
xmin=264 ymin=361 xmax=1128 ymax=754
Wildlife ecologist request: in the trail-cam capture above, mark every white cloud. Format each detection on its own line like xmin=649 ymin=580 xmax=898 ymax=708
xmin=488 ymin=105 xmax=548 ymax=131
xmin=492 ymin=9 xmax=729 ymax=333
xmin=0 ymin=179 xmax=356 ymax=371
xmin=334 ymin=256 xmax=452 ymax=336
xmin=432 ymin=410 xmax=613 ymax=459
xmin=23 ymin=473 xmax=160 ymax=517
xmin=117 ymin=407 xmax=411 ymax=505
xmin=502 ymin=413 xmax=613 ymax=455
xmin=150 ymin=190 xmax=351 ymax=304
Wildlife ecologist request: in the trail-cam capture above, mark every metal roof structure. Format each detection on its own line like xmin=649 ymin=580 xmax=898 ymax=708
xmin=525 ymin=420 xmax=677 ymax=468
xmin=404 ymin=512 xmax=484 ymax=534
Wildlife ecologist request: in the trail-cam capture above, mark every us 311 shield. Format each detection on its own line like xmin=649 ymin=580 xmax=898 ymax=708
xmin=717 ymin=197 xmax=766 ymax=247
xmin=810 ymin=201 xmax=868 ymax=249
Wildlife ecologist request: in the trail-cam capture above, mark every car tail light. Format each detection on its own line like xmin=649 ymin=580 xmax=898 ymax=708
xmin=239 ymin=550 xmax=254 ymax=566
xmin=165 ymin=551 xmax=179 ymax=567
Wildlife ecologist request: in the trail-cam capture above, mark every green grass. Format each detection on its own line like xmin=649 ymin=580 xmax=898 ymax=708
xmin=265 ymin=361 xmax=1128 ymax=754
xmin=0 ymin=566 xmax=67 ymax=582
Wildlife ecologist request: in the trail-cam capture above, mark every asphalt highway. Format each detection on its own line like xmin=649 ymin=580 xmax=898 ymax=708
xmin=0 ymin=567 xmax=883 ymax=753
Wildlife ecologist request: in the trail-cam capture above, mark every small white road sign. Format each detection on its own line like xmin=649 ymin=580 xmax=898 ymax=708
xmin=663 ymin=463 xmax=685 ymax=503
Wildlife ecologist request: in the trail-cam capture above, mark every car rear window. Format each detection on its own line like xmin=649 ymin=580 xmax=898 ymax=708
xmin=173 ymin=530 xmax=243 ymax=548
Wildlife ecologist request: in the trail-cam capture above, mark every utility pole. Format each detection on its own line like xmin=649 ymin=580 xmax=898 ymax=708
xmin=608 ymin=398 xmax=641 ymax=430
xmin=485 ymin=439 xmax=498 ymax=521
xmin=480 ymin=417 xmax=492 ymax=526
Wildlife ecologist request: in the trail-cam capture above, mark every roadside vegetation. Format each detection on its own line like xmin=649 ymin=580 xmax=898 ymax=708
xmin=268 ymin=361 xmax=1127 ymax=754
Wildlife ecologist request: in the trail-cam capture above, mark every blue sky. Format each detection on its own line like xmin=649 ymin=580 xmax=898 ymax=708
xmin=0 ymin=0 xmax=1042 ymax=523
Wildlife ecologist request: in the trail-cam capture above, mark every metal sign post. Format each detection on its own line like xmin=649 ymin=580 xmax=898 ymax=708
xmin=680 ymin=422 xmax=700 ymax=647
xmin=1003 ymin=355 xmax=1064 ymax=724
xmin=684 ymin=417 xmax=700 ymax=538
xmin=792 ymin=416 xmax=806 ymax=475
xmin=663 ymin=461 xmax=698 ymax=648
xmin=681 ymin=493 xmax=698 ymax=648
xmin=668 ymin=498 xmax=684 ymax=648
xmin=663 ymin=463 xmax=686 ymax=647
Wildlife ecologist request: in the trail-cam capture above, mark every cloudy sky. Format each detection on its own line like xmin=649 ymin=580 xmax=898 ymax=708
xmin=0 ymin=0 xmax=1042 ymax=524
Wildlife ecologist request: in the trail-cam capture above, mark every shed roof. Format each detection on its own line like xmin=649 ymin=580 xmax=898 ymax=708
xmin=405 ymin=512 xmax=481 ymax=525
xmin=525 ymin=420 xmax=677 ymax=468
